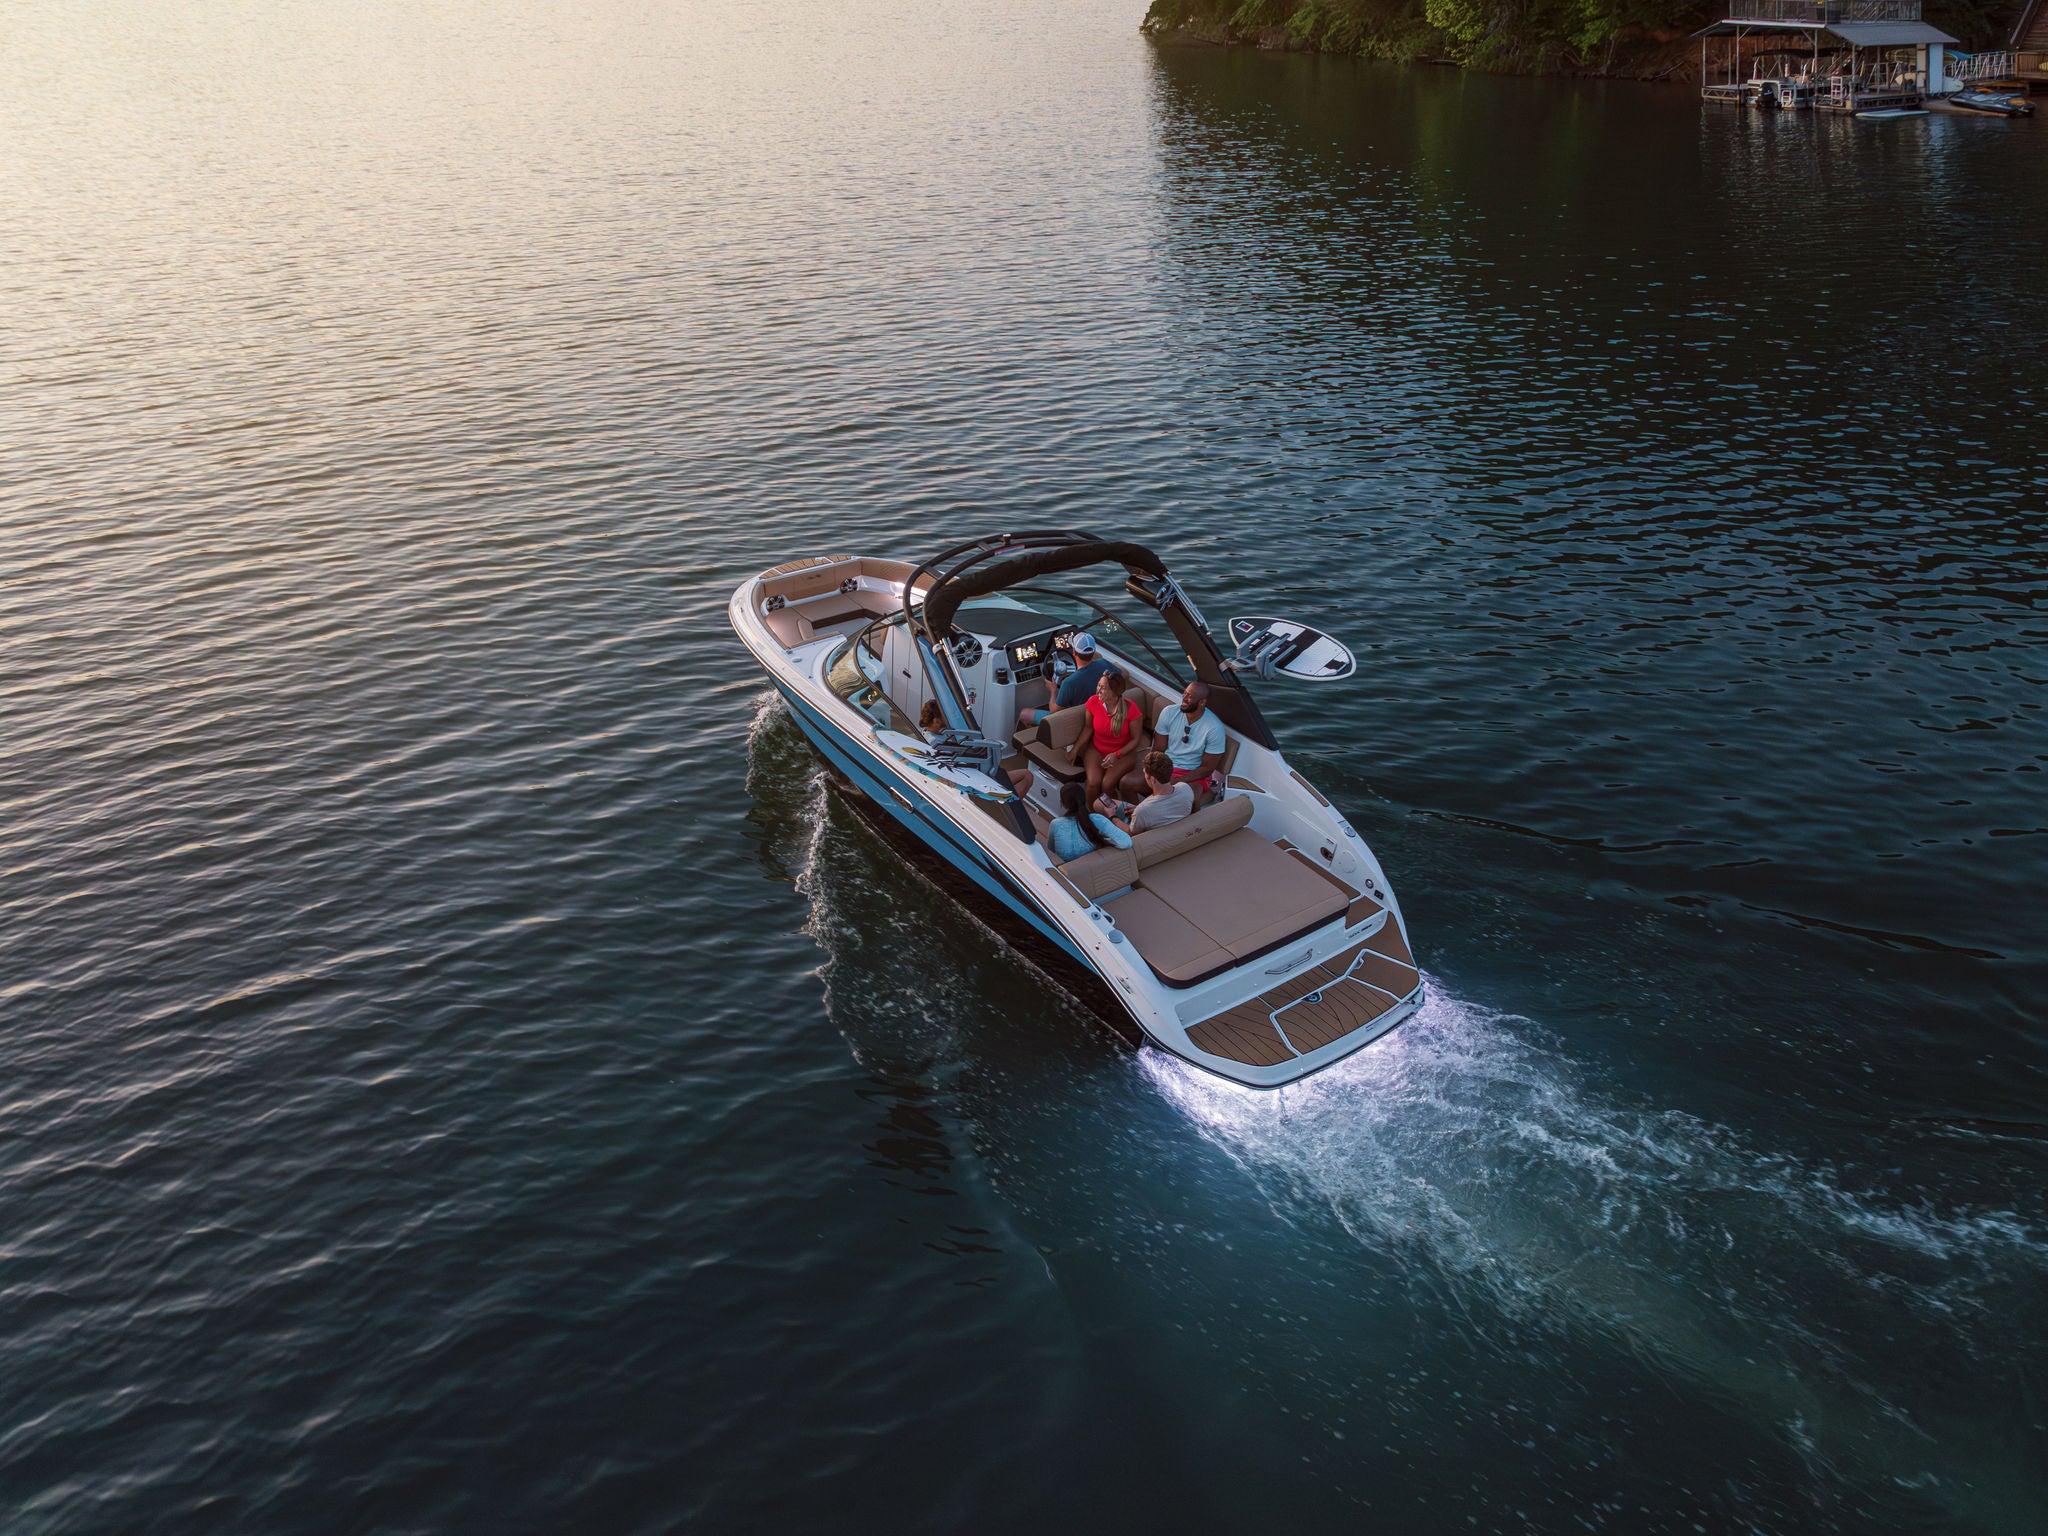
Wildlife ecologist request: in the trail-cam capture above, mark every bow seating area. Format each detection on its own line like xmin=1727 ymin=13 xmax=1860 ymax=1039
xmin=1046 ymin=796 xmax=1365 ymax=985
xmin=758 ymin=557 xmax=932 ymax=648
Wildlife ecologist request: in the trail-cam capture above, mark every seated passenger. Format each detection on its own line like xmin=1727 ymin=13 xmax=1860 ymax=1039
xmin=1018 ymin=631 xmax=1112 ymax=732
xmin=1067 ymin=668 xmax=1144 ymax=807
xmin=925 ymin=699 xmax=1031 ymax=796
xmin=1047 ymin=781 xmax=1131 ymax=861
xmin=1122 ymin=679 xmax=1227 ymax=807
xmin=1100 ymin=751 xmax=1193 ymax=836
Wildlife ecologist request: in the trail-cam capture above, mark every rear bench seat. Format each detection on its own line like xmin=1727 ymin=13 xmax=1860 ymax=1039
xmin=1052 ymin=797 xmax=1351 ymax=985
xmin=1014 ymin=688 xmax=1174 ymax=785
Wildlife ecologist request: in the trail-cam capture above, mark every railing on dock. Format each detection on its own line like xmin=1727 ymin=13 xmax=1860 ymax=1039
xmin=1950 ymin=51 xmax=2016 ymax=81
xmin=1722 ymin=0 xmax=1921 ymax=22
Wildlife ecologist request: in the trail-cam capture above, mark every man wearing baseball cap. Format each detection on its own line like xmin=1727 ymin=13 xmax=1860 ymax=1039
xmin=1017 ymin=631 xmax=1114 ymax=731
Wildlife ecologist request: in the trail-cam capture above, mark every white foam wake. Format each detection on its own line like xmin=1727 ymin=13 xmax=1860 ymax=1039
xmin=1138 ymin=983 xmax=2047 ymax=1521
xmin=1146 ymin=984 xmax=2035 ymax=1263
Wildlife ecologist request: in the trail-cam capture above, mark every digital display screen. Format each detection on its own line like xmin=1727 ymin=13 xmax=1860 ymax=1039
xmin=1012 ymin=641 xmax=1042 ymax=663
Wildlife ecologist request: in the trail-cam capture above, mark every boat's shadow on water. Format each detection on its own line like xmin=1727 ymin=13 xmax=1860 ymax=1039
xmin=744 ymin=693 xmax=1122 ymax=1086
xmin=748 ymin=694 xmax=2044 ymax=1531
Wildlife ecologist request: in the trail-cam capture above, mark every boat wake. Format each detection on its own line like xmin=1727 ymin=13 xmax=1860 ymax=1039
xmin=751 ymin=691 xmax=2045 ymax=1524
xmin=1139 ymin=989 xmax=2047 ymax=1526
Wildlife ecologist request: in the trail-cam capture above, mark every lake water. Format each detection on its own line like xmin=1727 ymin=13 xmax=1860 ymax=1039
xmin=3 ymin=2 xmax=2045 ymax=1531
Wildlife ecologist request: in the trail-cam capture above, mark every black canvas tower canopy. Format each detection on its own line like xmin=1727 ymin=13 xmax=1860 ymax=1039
xmin=914 ymin=538 xmax=1166 ymax=643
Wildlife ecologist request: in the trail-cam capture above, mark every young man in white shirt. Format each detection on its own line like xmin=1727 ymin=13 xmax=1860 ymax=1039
xmin=1099 ymin=751 xmax=1193 ymax=836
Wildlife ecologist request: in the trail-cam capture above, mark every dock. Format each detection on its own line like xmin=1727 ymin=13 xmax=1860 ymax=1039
xmin=1696 ymin=1 xmax=1958 ymax=113
xmin=1949 ymin=0 xmax=2048 ymax=94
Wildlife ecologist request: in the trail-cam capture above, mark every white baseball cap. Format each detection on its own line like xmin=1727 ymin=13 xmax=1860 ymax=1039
xmin=1070 ymin=631 xmax=1097 ymax=655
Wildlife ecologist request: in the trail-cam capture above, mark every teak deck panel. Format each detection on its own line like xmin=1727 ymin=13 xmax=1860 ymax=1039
xmin=1348 ymin=950 xmax=1416 ymax=999
xmin=1367 ymin=918 xmax=1415 ymax=968
xmin=1186 ymin=920 xmax=1421 ymax=1066
xmin=1186 ymin=1012 xmax=1296 ymax=1067
xmin=1277 ymin=974 xmax=1400 ymax=1055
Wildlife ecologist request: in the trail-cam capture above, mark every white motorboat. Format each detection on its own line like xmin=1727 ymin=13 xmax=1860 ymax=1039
xmin=729 ymin=531 xmax=1421 ymax=1087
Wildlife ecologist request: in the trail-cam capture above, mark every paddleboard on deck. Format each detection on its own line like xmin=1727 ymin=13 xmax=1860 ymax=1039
xmin=877 ymin=730 xmax=1014 ymax=798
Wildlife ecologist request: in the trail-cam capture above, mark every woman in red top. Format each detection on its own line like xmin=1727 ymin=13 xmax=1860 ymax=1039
xmin=1065 ymin=668 xmax=1143 ymax=807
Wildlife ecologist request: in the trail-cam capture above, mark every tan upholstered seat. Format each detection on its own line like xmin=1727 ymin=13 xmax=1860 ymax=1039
xmin=1018 ymin=704 xmax=1089 ymax=783
xmin=1020 ymin=738 xmax=1083 ymax=783
xmin=760 ymin=588 xmax=903 ymax=650
xmin=758 ymin=557 xmax=930 ymax=608
xmin=1122 ymin=686 xmax=1158 ymax=733
xmin=1136 ymin=830 xmax=1347 ymax=960
xmin=763 ymin=608 xmax=808 ymax=647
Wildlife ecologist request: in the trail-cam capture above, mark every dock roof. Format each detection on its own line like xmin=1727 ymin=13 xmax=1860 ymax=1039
xmin=1829 ymin=19 xmax=1956 ymax=40
xmin=1693 ymin=17 xmax=1956 ymax=39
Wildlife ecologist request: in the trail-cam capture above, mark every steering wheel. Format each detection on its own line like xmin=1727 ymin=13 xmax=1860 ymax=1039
xmin=948 ymin=632 xmax=983 ymax=670
xmin=1047 ymin=630 xmax=1076 ymax=677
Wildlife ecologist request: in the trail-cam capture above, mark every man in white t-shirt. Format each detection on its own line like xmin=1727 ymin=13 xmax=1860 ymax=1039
xmin=1147 ymin=680 xmax=1227 ymax=806
xmin=1100 ymin=752 xmax=1193 ymax=836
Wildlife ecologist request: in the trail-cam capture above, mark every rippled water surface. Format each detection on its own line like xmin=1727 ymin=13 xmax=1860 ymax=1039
xmin=4 ymin=2 xmax=2045 ymax=1531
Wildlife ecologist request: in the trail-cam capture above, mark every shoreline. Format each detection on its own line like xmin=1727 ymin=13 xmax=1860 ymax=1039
xmin=1140 ymin=0 xmax=2027 ymax=83
xmin=1139 ymin=6 xmax=1709 ymax=83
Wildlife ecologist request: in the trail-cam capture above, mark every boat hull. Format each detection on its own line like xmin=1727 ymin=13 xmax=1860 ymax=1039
xmin=814 ymin=759 xmax=1144 ymax=1045
xmin=729 ymin=551 xmax=1424 ymax=1087
xmin=768 ymin=678 xmax=1091 ymax=967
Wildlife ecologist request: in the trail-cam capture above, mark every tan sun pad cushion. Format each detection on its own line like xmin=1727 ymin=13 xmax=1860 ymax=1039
xmin=1131 ymin=795 xmax=1252 ymax=869
xmin=1136 ymin=829 xmax=1348 ymax=960
xmin=1057 ymin=842 xmax=1138 ymax=901
xmin=1102 ymin=888 xmax=1234 ymax=984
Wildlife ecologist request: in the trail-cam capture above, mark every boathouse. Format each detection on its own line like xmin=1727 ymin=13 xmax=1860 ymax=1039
xmin=1697 ymin=0 xmax=1958 ymax=111
xmin=1949 ymin=0 xmax=2048 ymax=91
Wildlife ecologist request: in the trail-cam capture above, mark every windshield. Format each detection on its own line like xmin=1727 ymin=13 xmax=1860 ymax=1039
xmin=825 ymin=631 xmax=918 ymax=737
xmin=999 ymin=584 xmax=1188 ymax=688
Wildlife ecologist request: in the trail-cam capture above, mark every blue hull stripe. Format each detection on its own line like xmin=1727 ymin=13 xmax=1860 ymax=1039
xmin=775 ymin=685 xmax=1091 ymax=965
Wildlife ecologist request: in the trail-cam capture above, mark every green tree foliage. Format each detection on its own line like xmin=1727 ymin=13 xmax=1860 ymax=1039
xmin=1148 ymin=0 xmax=1700 ymax=64
xmin=1923 ymin=0 xmax=2022 ymax=48
xmin=1146 ymin=0 xmax=2031 ymax=66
